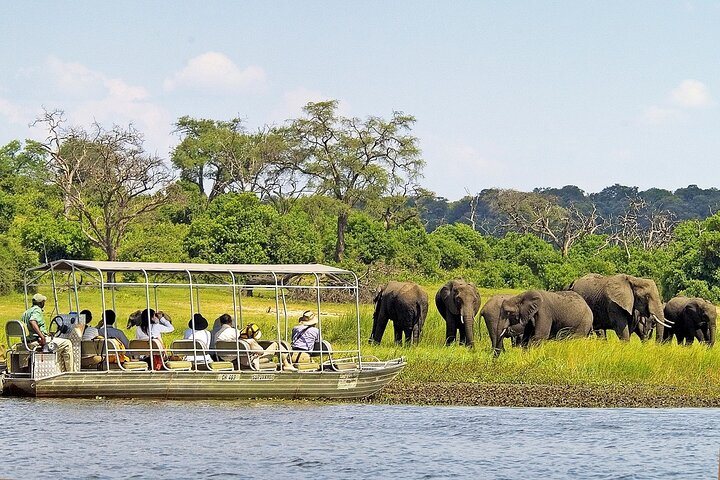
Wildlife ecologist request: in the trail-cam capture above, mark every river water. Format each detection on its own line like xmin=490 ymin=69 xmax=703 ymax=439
xmin=0 ymin=398 xmax=718 ymax=479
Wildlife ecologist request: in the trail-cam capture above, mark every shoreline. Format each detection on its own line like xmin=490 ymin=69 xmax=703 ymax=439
xmin=365 ymin=382 xmax=720 ymax=408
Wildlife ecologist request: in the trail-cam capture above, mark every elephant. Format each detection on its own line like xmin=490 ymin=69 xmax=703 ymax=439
xmin=663 ymin=296 xmax=716 ymax=346
xmin=569 ymin=273 xmax=672 ymax=341
xmin=435 ymin=279 xmax=481 ymax=347
xmin=480 ymin=293 xmax=521 ymax=355
xmin=500 ymin=290 xmax=593 ymax=344
xmin=369 ymin=281 xmax=428 ymax=345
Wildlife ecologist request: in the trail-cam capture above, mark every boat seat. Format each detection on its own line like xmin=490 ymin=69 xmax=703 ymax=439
xmin=169 ymin=339 xmax=234 ymax=371
xmin=128 ymin=339 xmax=192 ymax=371
xmin=295 ymin=362 xmax=320 ymax=371
xmin=80 ymin=339 xmax=105 ymax=369
xmin=5 ymin=320 xmax=35 ymax=373
xmin=101 ymin=338 xmax=148 ymax=371
xmin=6 ymin=320 xmax=34 ymax=352
xmin=310 ymin=341 xmax=358 ymax=371
xmin=215 ymin=340 xmax=277 ymax=371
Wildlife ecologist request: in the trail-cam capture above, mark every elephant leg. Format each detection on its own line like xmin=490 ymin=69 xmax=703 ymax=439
xmin=445 ymin=318 xmax=457 ymax=346
xmin=411 ymin=323 xmax=421 ymax=345
xmin=393 ymin=321 xmax=404 ymax=345
xmin=403 ymin=326 xmax=414 ymax=346
xmin=608 ymin=305 xmax=631 ymax=341
xmin=458 ymin=325 xmax=467 ymax=345
xmin=370 ymin=315 xmax=390 ymax=344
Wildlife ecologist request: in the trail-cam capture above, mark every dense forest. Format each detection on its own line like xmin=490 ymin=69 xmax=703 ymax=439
xmin=2 ymin=102 xmax=720 ymax=303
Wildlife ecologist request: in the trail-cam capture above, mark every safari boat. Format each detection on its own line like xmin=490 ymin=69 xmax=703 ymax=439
xmin=2 ymin=260 xmax=405 ymax=399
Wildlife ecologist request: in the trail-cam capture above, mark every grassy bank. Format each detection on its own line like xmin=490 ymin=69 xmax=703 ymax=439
xmin=3 ymin=286 xmax=720 ymax=405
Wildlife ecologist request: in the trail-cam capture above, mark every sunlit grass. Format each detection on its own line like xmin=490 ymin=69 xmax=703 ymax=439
xmin=3 ymin=286 xmax=720 ymax=391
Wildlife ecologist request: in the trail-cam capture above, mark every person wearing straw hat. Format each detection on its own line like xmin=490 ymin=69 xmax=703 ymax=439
xmin=291 ymin=311 xmax=320 ymax=363
xmin=239 ymin=323 xmax=296 ymax=371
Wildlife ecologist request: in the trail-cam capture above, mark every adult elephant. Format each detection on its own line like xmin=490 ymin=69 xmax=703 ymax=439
xmin=569 ymin=273 xmax=672 ymax=341
xmin=369 ymin=281 xmax=428 ymax=346
xmin=435 ymin=279 xmax=481 ymax=347
xmin=500 ymin=290 xmax=593 ymax=344
xmin=663 ymin=296 xmax=716 ymax=346
xmin=480 ymin=294 xmax=519 ymax=355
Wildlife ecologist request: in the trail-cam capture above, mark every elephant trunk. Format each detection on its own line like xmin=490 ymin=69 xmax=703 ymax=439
xmin=651 ymin=302 xmax=670 ymax=343
xmin=708 ymin=320 xmax=716 ymax=346
xmin=461 ymin=307 xmax=475 ymax=348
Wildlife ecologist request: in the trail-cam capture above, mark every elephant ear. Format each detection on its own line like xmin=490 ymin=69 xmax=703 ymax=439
xmin=520 ymin=291 xmax=543 ymax=323
xmin=607 ymin=277 xmax=633 ymax=316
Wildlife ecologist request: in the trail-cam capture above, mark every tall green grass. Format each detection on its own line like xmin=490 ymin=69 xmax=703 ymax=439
xmin=3 ymin=286 xmax=720 ymax=390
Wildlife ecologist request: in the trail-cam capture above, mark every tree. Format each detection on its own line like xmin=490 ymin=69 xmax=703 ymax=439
xmin=184 ymin=192 xmax=322 ymax=264
xmin=172 ymin=117 xmax=305 ymax=210
xmin=30 ymin=110 xmax=173 ymax=262
xmin=489 ymin=189 xmax=602 ymax=257
xmin=286 ymin=100 xmax=423 ymax=261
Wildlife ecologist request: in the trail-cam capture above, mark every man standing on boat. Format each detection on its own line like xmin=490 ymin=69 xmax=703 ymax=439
xmin=21 ymin=293 xmax=76 ymax=372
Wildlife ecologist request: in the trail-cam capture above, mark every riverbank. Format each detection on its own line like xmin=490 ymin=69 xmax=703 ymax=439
xmin=367 ymin=382 xmax=720 ymax=408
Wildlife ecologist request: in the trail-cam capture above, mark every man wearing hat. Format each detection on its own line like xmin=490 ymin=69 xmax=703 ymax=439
xmin=20 ymin=293 xmax=75 ymax=372
xmin=291 ymin=311 xmax=321 ymax=363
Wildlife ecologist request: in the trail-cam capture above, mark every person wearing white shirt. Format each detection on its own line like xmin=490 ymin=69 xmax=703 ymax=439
xmin=81 ymin=309 xmax=99 ymax=340
xmin=214 ymin=314 xmax=240 ymax=343
xmin=183 ymin=313 xmax=212 ymax=364
xmin=134 ymin=308 xmax=174 ymax=343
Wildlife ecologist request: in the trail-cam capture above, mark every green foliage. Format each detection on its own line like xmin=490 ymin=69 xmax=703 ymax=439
xmin=185 ymin=192 xmax=322 ymax=264
xmin=344 ymin=213 xmax=392 ymax=265
xmin=119 ymin=222 xmax=190 ymax=263
xmin=429 ymin=223 xmax=490 ymax=270
xmin=387 ymin=221 xmax=441 ymax=277
xmin=0 ymin=234 xmax=37 ymax=294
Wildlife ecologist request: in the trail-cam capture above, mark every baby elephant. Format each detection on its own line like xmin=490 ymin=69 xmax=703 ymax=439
xmin=500 ymin=290 xmax=593 ymax=345
xmin=369 ymin=281 xmax=428 ymax=346
xmin=663 ymin=296 xmax=716 ymax=346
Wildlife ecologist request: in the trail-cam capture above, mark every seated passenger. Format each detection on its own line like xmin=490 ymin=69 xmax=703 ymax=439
xmin=183 ymin=313 xmax=212 ymax=364
xmin=291 ymin=311 xmax=321 ymax=363
xmin=213 ymin=314 xmax=240 ymax=343
xmin=97 ymin=309 xmax=129 ymax=348
xmin=81 ymin=309 xmax=99 ymax=340
xmin=239 ymin=323 xmax=296 ymax=371
xmin=134 ymin=308 xmax=174 ymax=343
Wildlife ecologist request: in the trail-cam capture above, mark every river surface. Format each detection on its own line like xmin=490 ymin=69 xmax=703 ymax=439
xmin=0 ymin=398 xmax=718 ymax=479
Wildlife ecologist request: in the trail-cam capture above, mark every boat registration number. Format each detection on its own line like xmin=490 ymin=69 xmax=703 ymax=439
xmin=337 ymin=373 xmax=358 ymax=390
xmin=217 ymin=374 xmax=241 ymax=381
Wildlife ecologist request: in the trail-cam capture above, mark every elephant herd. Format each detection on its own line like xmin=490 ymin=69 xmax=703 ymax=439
xmin=369 ymin=274 xmax=717 ymax=354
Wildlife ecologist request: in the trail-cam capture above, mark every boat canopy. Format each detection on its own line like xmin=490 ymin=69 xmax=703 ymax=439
xmin=28 ymin=260 xmax=352 ymax=276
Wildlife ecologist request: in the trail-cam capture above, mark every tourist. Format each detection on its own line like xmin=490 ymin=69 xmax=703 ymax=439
xmin=183 ymin=313 xmax=212 ymax=364
xmin=21 ymin=293 xmax=75 ymax=372
xmin=134 ymin=308 xmax=174 ymax=342
xmin=291 ymin=310 xmax=321 ymax=362
xmin=213 ymin=313 xmax=240 ymax=343
xmin=239 ymin=323 xmax=296 ymax=371
xmin=97 ymin=309 xmax=129 ymax=348
xmin=81 ymin=309 xmax=99 ymax=340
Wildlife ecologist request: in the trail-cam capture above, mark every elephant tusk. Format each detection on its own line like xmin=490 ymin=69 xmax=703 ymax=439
xmin=500 ymin=328 xmax=507 ymax=338
xmin=460 ymin=315 xmax=464 ymax=325
xmin=652 ymin=314 xmax=672 ymax=328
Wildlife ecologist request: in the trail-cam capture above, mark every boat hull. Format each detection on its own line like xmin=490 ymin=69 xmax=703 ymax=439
xmin=2 ymin=360 xmax=405 ymax=400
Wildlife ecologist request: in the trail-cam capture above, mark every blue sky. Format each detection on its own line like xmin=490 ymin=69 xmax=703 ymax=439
xmin=1 ymin=1 xmax=719 ymax=200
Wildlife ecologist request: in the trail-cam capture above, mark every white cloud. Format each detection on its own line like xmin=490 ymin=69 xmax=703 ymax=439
xmin=163 ymin=52 xmax=266 ymax=93
xmin=29 ymin=57 xmax=171 ymax=155
xmin=670 ymin=79 xmax=712 ymax=108
xmin=640 ymin=106 xmax=684 ymax=125
xmin=0 ymin=98 xmax=25 ymax=124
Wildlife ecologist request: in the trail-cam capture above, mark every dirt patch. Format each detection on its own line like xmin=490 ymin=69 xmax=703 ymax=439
xmin=363 ymin=382 xmax=720 ymax=408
